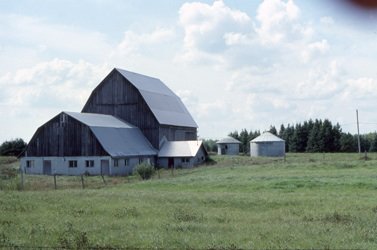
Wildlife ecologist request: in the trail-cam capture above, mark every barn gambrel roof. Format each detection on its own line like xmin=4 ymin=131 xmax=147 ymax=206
xmin=65 ymin=112 xmax=157 ymax=158
xmin=116 ymin=68 xmax=198 ymax=128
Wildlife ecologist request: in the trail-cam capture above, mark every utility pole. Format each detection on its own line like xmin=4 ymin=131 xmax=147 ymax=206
xmin=356 ymin=109 xmax=361 ymax=154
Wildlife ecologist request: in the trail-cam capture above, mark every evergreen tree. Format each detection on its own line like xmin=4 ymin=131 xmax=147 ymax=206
xmin=239 ymin=129 xmax=249 ymax=154
xmin=307 ymin=119 xmax=321 ymax=152
xmin=0 ymin=138 xmax=27 ymax=156
xmin=269 ymin=125 xmax=277 ymax=135
xmin=340 ymin=133 xmax=356 ymax=152
xmin=369 ymin=134 xmax=377 ymax=152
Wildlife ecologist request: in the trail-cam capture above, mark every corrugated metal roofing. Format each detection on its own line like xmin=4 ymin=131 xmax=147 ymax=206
xmin=217 ymin=137 xmax=241 ymax=144
xmin=65 ymin=112 xmax=157 ymax=157
xmin=251 ymin=132 xmax=284 ymax=142
xmin=116 ymin=68 xmax=198 ymax=128
xmin=158 ymin=140 xmax=203 ymax=157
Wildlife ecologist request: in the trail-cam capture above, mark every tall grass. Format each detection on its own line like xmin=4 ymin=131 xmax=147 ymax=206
xmin=1 ymin=153 xmax=377 ymax=248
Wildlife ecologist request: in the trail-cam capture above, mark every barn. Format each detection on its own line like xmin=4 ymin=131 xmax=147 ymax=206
xmin=250 ymin=132 xmax=285 ymax=157
xmin=20 ymin=68 xmax=205 ymax=176
xmin=21 ymin=112 xmax=156 ymax=176
xmin=216 ymin=137 xmax=241 ymax=155
xmin=82 ymin=68 xmax=198 ymax=149
xmin=158 ymin=140 xmax=207 ymax=168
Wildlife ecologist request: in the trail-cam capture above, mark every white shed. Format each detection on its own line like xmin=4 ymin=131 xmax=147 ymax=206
xmin=217 ymin=137 xmax=241 ymax=155
xmin=250 ymin=132 xmax=285 ymax=157
xmin=158 ymin=140 xmax=207 ymax=168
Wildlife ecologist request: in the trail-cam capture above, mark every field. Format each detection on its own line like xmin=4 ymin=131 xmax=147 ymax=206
xmin=1 ymin=153 xmax=377 ymax=249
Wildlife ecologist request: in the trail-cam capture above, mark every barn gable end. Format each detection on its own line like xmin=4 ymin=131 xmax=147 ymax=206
xmin=82 ymin=69 xmax=198 ymax=148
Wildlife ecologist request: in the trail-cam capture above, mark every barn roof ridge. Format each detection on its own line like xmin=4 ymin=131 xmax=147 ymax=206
xmin=114 ymin=68 xmax=198 ymax=128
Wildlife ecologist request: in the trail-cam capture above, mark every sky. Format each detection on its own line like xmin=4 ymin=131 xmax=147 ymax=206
xmin=1 ymin=0 xmax=377 ymax=143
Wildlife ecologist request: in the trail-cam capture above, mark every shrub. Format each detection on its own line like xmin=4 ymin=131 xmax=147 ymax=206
xmin=133 ymin=163 xmax=155 ymax=180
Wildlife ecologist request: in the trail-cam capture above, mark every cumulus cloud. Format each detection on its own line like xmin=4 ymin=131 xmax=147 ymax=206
xmin=0 ymin=59 xmax=109 ymax=114
xmin=0 ymin=14 xmax=111 ymax=63
xmin=114 ymin=27 xmax=175 ymax=56
xmin=256 ymin=0 xmax=303 ymax=44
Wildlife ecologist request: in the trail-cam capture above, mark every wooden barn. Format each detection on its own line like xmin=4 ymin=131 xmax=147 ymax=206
xmin=82 ymin=68 xmax=198 ymax=149
xmin=21 ymin=112 xmax=156 ymax=176
xmin=20 ymin=68 xmax=204 ymax=176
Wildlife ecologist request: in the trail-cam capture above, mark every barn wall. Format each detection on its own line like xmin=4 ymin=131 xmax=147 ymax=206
xmin=110 ymin=156 xmax=155 ymax=176
xmin=20 ymin=155 xmax=156 ymax=176
xmin=20 ymin=156 xmax=111 ymax=176
xmin=159 ymin=125 xmax=197 ymax=144
xmin=250 ymin=141 xmax=285 ymax=157
xmin=25 ymin=113 xmax=107 ymax=157
xmin=82 ymin=70 xmax=160 ymax=148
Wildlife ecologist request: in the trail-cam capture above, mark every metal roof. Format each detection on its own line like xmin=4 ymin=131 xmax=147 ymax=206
xmin=251 ymin=132 xmax=284 ymax=142
xmin=158 ymin=140 xmax=204 ymax=157
xmin=116 ymin=68 xmax=198 ymax=128
xmin=65 ymin=112 xmax=157 ymax=157
xmin=65 ymin=112 xmax=133 ymax=128
xmin=217 ymin=137 xmax=241 ymax=144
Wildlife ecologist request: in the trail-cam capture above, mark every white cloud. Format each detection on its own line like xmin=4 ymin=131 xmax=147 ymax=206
xmin=0 ymin=14 xmax=111 ymax=63
xmin=178 ymin=0 xmax=252 ymax=62
xmin=114 ymin=27 xmax=175 ymax=56
xmin=255 ymin=0 xmax=306 ymax=44
xmin=301 ymin=39 xmax=330 ymax=62
xmin=0 ymin=59 xmax=109 ymax=142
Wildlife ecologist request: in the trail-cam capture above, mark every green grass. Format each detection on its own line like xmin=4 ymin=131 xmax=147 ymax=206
xmin=1 ymin=153 xmax=377 ymax=249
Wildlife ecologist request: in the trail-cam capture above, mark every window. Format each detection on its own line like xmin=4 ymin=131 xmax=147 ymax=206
xmin=114 ymin=159 xmax=119 ymax=167
xmin=85 ymin=160 xmax=94 ymax=168
xmin=125 ymin=158 xmax=129 ymax=166
xmin=68 ymin=160 xmax=78 ymax=168
xmin=181 ymin=158 xmax=190 ymax=163
xmin=26 ymin=160 xmax=34 ymax=168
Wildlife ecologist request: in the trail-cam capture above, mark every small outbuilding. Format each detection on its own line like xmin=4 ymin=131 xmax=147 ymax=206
xmin=217 ymin=137 xmax=241 ymax=155
xmin=158 ymin=140 xmax=207 ymax=168
xmin=250 ymin=132 xmax=285 ymax=157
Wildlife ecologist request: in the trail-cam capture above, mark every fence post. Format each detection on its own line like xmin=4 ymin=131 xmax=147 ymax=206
xmin=81 ymin=175 xmax=85 ymax=189
xmin=54 ymin=175 xmax=57 ymax=190
xmin=101 ymin=175 xmax=107 ymax=185
xmin=19 ymin=168 xmax=24 ymax=191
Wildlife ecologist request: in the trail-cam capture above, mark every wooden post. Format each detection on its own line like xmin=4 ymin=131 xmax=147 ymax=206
xmin=101 ymin=175 xmax=106 ymax=185
xmin=356 ymin=109 xmax=361 ymax=155
xmin=54 ymin=175 xmax=57 ymax=190
xmin=81 ymin=175 xmax=85 ymax=189
xmin=19 ymin=168 xmax=24 ymax=191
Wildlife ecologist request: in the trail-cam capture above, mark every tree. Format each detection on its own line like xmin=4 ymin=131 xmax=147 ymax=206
xmin=269 ymin=125 xmax=277 ymax=135
xmin=203 ymin=139 xmax=217 ymax=153
xmin=239 ymin=129 xmax=249 ymax=154
xmin=0 ymin=138 xmax=27 ymax=156
xmin=340 ymin=133 xmax=356 ymax=152
xmin=369 ymin=134 xmax=377 ymax=152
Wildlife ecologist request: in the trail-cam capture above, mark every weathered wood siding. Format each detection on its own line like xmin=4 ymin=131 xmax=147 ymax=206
xmin=26 ymin=113 xmax=107 ymax=157
xmin=82 ymin=70 xmax=160 ymax=148
xmin=159 ymin=125 xmax=197 ymax=143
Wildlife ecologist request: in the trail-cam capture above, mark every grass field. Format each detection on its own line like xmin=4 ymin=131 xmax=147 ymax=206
xmin=1 ymin=153 xmax=377 ymax=249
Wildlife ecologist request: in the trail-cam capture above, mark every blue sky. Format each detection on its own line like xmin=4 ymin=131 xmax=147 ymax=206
xmin=1 ymin=0 xmax=377 ymax=143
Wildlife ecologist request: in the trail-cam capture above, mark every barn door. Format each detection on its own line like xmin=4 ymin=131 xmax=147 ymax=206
xmin=43 ymin=160 xmax=52 ymax=175
xmin=168 ymin=158 xmax=174 ymax=168
xmin=101 ymin=160 xmax=110 ymax=176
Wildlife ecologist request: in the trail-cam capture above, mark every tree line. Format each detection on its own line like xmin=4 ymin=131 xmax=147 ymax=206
xmin=203 ymin=119 xmax=377 ymax=154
